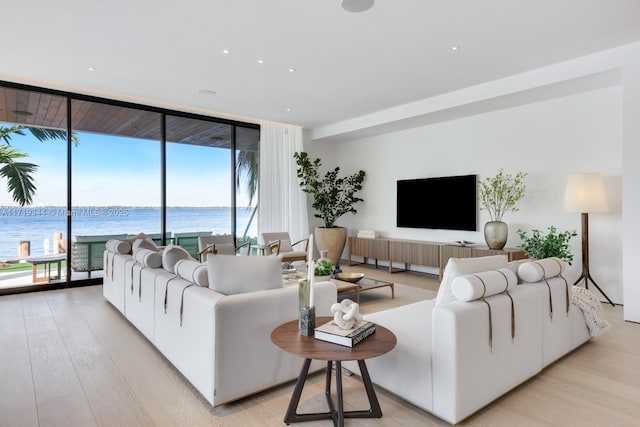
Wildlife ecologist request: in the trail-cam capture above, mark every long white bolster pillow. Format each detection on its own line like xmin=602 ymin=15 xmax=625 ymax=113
xmin=517 ymin=257 xmax=566 ymax=282
xmin=451 ymin=268 xmax=518 ymax=301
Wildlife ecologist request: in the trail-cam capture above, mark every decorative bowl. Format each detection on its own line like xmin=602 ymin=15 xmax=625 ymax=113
xmin=335 ymin=272 xmax=365 ymax=283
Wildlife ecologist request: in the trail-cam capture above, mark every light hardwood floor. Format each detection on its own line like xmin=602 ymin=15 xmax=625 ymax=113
xmin=0 ymin=265 xmax=638 ymax=426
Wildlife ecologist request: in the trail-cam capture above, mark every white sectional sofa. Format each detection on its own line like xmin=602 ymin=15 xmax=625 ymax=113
xmin=102 ymin=238 xmax=337 ymax=407
xmin=343 ymin=255 xmax=598 ymax=425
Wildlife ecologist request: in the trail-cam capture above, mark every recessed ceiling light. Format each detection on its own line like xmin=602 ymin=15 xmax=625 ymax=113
xmin=285 ymin=108 xmax=291 ymax=112
xmin=88 ymin=67 xmax=96 ymax=71
xmin=222 ymin=49 xmax=230 ymax=54
xmin=12 ymin=110 xmax=33 ymax=116
xmin=257 ymin=59 xmax=265 ymax=64
xmin=341 ymin=0 xmax=374 ymax=13
xmin=288 ymin=68 xmax=296 ymax=73
xmin=198 ymin=89 xmax=217 ymax=96
xmin=451 ymin=46 xmax=460 ymax=51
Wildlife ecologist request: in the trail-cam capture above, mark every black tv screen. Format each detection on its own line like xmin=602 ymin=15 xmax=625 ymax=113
xmin=397 ymin=174 xmax=477 ymax=231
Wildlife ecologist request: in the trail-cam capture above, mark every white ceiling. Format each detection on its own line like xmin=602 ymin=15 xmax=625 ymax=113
xmin=2 ymin=0 xmax=640 ymax=132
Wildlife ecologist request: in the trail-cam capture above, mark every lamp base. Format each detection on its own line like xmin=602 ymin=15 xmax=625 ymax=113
xmin=573 ymin=273 xmax=615 ymax=306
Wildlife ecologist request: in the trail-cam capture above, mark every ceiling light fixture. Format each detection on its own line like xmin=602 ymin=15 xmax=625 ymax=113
xmin=451 ymin=46 xmax=460 ymax=51
xmin=12 ymin=110 xmax=33 ymax=116
xmin=288 ymin=68 xmax=296 ymax=73
xmin=222 ymin=49 xmax=230 ymax=54
xmin=341 ymin=0 xmax=374 ymax=13
xmin=198 ymin=89 xmax=217 ymax=96
xmin=257 ymin=59 xmax=265 ymax=64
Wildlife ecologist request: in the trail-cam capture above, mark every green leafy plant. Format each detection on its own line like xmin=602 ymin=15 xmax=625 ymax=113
xmin=314 ymin=259 xmax=334 ymax=276
xmin=517 ymin=226 xmax=578 ymax=264
xmin=294 ymin=151 xmax=366 ymax=228
xmin=478 ymin=169 xmax=527 ymax=222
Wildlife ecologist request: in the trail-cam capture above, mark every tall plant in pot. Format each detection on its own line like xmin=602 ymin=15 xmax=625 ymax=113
xmin=294 ymin=151 xmax=366 ymax=265
xmin=478 ymin=169 xmax=527 ymax=250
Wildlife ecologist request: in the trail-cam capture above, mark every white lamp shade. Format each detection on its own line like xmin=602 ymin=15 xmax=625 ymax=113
xmin=563 ymin=173 xmax=609 ymax=213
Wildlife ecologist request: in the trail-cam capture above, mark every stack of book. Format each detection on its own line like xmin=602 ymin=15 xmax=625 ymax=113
xmin=314 ymin=320 xmax=376 ymax=347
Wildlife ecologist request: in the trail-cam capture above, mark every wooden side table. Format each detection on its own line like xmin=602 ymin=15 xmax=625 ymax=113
xmin=271 ymin=316 xmax=396 ymax=427
xmin=26 ymin=254 xmax=66 ymax=283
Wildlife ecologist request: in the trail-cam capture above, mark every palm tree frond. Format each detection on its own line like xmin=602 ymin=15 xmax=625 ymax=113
xmin=0 ymin=160 xmax=38 ymax=206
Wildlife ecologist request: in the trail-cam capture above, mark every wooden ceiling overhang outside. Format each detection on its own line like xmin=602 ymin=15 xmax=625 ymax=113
xmin=0 ymin=85 xmax=259 ymax=151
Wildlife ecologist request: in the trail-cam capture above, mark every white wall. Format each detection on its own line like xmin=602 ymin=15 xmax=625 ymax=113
xmin=311 ymin=85 xmax=624 ymax=303
xmin=622 ymin=52 xmax=640 ymax=321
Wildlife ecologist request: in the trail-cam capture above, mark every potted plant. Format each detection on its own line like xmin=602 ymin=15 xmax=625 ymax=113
xmin=294 ymin=151 xmax=366 ymax=265
xmin=516 ymin=226 xmax=578 ymax=264
xmin=478 ymin=169 xmax=527 ymax=249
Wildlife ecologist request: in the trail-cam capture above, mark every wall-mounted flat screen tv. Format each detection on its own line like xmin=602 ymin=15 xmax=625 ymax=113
xmin=397 ymin=174 xmax=477 ymax=231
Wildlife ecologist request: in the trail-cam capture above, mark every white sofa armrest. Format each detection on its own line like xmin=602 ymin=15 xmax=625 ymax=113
xmin=431 ymin=285 xmax=543 ymax=424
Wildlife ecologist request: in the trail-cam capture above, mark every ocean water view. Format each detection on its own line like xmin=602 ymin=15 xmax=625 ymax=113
xmin=0 ymin=206 xmax=257 ymax=260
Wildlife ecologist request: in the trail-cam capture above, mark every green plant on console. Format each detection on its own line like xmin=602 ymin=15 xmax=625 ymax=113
xmin=516 ymin=226 xmax=578 ymax=264
xmin=293 ymin=151 xmax=366 ymax=228
xmin=478 ymin=169 xmax=528 ymax=221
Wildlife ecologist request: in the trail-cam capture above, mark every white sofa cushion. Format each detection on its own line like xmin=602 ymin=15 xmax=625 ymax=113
xmin=517 ymin=257 xmax=566 ymax=282
xmin=105 ymin=239 xmax=131 ymax=255
xmin=451 ymin=268 xmax=517 ymax=301
xmin=162 ymin=245 xmax=193 ymax=273
xmin=175 ymin=259 xmax=209 ymax=287
xmin=436 ymin=255 xmax=509 ymax=305
xmin=207 ymin=254 xmax=282 ymax=295
xmin=133 ymin=247 xmax=163 ymax=268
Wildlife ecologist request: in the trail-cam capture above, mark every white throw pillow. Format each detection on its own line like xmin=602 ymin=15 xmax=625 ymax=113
xmin=175 ymin=259 xmax=208 ymax=287
xmin=436 ymin=255 xmax=509 ymax=306
xmin=451 ymin=268 xmax=517 ymax=301
xmin=133 ymin=248 xmax=163 ymax=269
xmin=162 ymin=245 xmax=194 ymax=273
xmin=208 ymin=254 xmax=283 ymax=295
xmin=517 ymin=257 xmax=566 ymax=283
xmin=132 ymin=237 xmax=160 ymax=253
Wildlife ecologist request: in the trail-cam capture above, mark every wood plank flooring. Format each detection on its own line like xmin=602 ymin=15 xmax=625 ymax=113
xmin=0 ymin=264 xmax=638 ymax=426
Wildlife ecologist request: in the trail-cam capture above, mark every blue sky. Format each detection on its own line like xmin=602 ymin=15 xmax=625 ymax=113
xmin=0 ymin=126 xmax=251 ymax=207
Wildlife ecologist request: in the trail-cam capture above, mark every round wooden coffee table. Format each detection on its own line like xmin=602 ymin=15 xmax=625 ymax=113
xmin=271 ymin=316 xmax=396 ymax=427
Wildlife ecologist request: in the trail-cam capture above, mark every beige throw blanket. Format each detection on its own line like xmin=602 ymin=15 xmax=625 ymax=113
xmin=571 ymin=286 xmax=612 ymax=337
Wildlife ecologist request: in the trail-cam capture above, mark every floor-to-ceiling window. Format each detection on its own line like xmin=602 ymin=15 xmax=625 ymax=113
xmin=235 ymin=126 xmax=259 ymax=250
xmin=0 ymin=81 xmax=259 ymax=293
xmin=69 ymin=99 xmax=162 ymax=280
xmin=0 ymin=87 xmax=68 ymax=290
xmin=166 ymin=115 xmax=233 ymax=258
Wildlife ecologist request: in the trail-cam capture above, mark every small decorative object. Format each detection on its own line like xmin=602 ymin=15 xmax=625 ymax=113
xmin=478 ymin=169 xmax=527 ymax=250
xmin=314 ymin=251 xmax=333 ymax=276
xmin=298 ymin=279 xmax=316 ymax=336
xmin=299 ymin=233 xmax=316 ymax=336
xmin=330 ymin=299 xmax=363 ymax=330
xmin=335 ymin=272 xmax=364 ymax=283
xmin=517 ymin=226 xmax=578 ymax=264
xmin=332 ymin=263 xmax=343 ymax=279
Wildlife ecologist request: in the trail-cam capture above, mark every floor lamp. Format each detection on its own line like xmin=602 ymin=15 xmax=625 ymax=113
xmin=563 ymin=173 xmax=615 ymax=306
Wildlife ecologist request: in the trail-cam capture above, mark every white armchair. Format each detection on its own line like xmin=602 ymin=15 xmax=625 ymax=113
xmin=197 ymin=234 xmax=251 ymax=262
xmin=260 ymin=232 xmax=308 ymax=263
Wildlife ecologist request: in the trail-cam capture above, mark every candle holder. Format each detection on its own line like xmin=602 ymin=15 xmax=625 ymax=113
xmin=300 ymin=306 xmax=316 ymax=336
xmin=298 ymin=279 xmax=316 ymax=336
